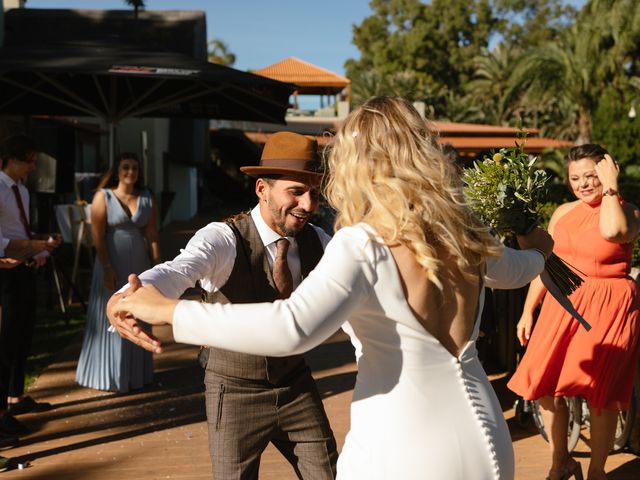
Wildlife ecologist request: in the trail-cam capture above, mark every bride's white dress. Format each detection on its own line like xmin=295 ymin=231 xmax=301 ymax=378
xmin=172 ymin=224 xmax=543 ymax=480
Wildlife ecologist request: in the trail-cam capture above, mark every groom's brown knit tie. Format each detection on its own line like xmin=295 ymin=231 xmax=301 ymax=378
xmin=273 ymin=238 xmax=293 ymax=299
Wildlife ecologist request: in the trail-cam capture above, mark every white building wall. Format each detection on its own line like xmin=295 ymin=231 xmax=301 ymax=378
xmin=3 ymin=0 xmax=26 ymax=10
xmin=116 ymin=118 xmax=167 ymax=200
xmin=167 ymin=164 xmax=197 ymax=224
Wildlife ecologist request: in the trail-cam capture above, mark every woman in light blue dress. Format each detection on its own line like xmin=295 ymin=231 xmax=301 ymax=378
xmin=76 ymin=152 xmax=161 ymax=392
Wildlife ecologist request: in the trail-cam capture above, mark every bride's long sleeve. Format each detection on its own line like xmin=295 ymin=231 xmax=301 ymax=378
xmin=172 ymin=226 xmax=377 ymax=356
xmin=485 ymin=247 xmax=545 ymax=289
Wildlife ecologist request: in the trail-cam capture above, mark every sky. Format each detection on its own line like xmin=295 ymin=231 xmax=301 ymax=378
xmin=26 ymin=0 xmax=371 ymax=76
xmin=24 ymin=0 xmax=585 ymax=109
xmin=24 ymin=1 xmax=588 ymax=74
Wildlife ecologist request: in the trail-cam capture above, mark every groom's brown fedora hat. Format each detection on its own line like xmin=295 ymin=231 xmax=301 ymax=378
xmin=240 ymin=131 xmax=323 ymax=178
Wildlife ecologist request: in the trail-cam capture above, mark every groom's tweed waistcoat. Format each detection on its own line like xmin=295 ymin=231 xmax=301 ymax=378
xmin=203 ymin=213 xmax=323 ymax=385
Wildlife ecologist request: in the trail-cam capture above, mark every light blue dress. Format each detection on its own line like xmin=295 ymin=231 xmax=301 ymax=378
xmin=75 ymin=189 xmax=154 ymax=392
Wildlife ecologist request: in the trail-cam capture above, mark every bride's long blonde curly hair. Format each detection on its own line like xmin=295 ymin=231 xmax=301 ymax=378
xmin=325 ymin=96 xmax=502 ymax=287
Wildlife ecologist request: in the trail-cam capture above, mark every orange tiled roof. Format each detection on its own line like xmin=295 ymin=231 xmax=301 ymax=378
xmin=243 ymin=131 xmax=571 ymax=153
xmin=253 ymin=57 xmax=350 ymax=91
xmin=432 ymin=121 xmax=539 ymax=136
xmin=282 ymin=117 xmax=540 ymax=137
xmin=439 ymin=136 xmax=573 ymax=154
xmin=216 ymin=116 xmax=570 ymax=155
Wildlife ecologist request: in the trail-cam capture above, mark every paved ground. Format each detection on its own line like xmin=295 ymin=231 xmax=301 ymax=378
xmin=1 ymin=326 xmax=638 ymax=479
xmin=1 ymin=212 xmax=638 ymax=479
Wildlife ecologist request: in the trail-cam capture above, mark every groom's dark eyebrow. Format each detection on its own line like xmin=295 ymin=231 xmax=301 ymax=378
xmin=288 ymin=186 xmax=312 ymax=193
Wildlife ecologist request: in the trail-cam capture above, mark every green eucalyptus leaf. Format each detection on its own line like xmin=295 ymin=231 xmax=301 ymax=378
xmin=462 ymin=130 xmax=549 ymax=236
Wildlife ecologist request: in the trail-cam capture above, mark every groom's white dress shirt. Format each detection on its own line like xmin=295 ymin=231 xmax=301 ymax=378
xmin=135 ymin=206 xmax=331 ymax=296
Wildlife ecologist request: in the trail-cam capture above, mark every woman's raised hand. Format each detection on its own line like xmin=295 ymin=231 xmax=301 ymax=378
xmin=594 ymin=154 xmax=620 ymax=192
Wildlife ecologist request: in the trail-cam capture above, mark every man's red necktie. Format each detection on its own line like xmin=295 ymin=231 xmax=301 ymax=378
xmin=11 ymin=184 xmax=32 ymax=239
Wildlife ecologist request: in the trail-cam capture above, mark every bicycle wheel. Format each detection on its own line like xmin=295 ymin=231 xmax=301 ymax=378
xmin=613 ymin=389 xmax=637 ymax=451
xmin=531 ymin=397 xmax=582 ymax=451
xmin=514 ymin=398 xmax=533 ymax=429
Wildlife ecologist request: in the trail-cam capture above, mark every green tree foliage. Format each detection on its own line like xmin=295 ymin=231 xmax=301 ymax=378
xmin=493 ymin=0 xmax=575 ymax=52
xmin=508 ymin=0 xmax=640 ymax=143
xmin=459 ymin=2 xmax=576 ymax=129
xmin=350 ymin=70 xmax=446 ymax=112
xmin=208 ymin=39 xmax=236 ymax=67
xmin=346 ymin=0 xmax=497 ymax=110
xmin=346 ymin=0 xmax=640 ymax=263
xmin=348 ymin=0 xmax=640 ymax=158
xmin=592 ymin=85 xmax=640 ymax=179
xmin=583 ymin=0 xmax=640 ymax=78
xmin=509 ymin=28 xmax=600 ymax=143
xmin=465 ymin=43 xmax=519 ymax=125
xmin=346 ymin=0 xmax=576 ymax=116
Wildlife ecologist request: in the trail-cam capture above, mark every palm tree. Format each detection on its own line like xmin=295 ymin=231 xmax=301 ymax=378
xmin=350 ymin=71 xmax=388 ymax=106
xmin=123 ymin=0 xmax=145 ymax=19
xmin=509 ymin=0 xmax=640 ymax=144
xmin=351 ymin=70 xmax=422 ymax=105
xmin=510 ymin=21 xmax=604 ymax=144
xmin=208 ymin=39 xmax=236 ymax=67
xmin=440 ymin=91 xmax=485 ymax=124
xmin=466 ymin=43 xmax=520 ymax=125
xmin=584 ymin=0 xmax=640 ymax=75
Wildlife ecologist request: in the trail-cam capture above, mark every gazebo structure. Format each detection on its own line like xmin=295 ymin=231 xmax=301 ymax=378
xmin=253 ymin=57 xmax=350 ymax=111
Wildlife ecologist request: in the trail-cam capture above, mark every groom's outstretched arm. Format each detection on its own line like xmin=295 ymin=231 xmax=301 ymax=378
xmin=107 ymin=220 xmax=239 ymax=353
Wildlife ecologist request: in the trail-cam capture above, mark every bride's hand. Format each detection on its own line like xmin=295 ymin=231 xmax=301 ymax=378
xmin=114 ymin=284 xmax=179 ymax=327
xmin=107 ymin=274 xmax=164 ymax=353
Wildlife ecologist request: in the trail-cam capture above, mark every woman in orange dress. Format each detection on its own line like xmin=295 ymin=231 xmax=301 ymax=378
xmin=508 ymin=144 xmax=640 ymax=480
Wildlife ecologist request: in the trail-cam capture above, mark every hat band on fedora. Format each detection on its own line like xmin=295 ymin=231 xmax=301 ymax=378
xmin=261 ymin=158 xmax=321 ymax=171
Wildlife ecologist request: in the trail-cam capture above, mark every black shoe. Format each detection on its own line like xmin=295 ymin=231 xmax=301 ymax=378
xmin=0 ymin=432 xmax=18 ymax=450
xmin=7 ymin=396 xmax=52 ymax=415
xmin=0 ymin=414 xmax=28 ymax=436
xmin=0 ymin=456 xmax=15 ymax=472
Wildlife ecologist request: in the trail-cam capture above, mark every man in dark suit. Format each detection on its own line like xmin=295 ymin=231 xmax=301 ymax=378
xmin=107 ymin=132 xmax=338 ymax=479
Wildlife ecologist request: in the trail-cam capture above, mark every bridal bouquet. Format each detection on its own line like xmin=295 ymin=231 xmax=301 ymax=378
xmin=461 ymin=140 xmax=548 ymax=236
xmin=462 ymin=135 xmax=589 ymax=329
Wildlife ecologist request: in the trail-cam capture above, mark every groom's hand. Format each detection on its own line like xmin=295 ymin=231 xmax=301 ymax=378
xmin=106 ymin=274 xmax=163 ymax=353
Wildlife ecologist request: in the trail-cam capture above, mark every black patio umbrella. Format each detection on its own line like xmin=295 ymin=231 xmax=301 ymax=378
xmin=0 ymin=42 xmax=295 ymax=161
xmin=0 ymin=41 xmax=295 ymax=310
